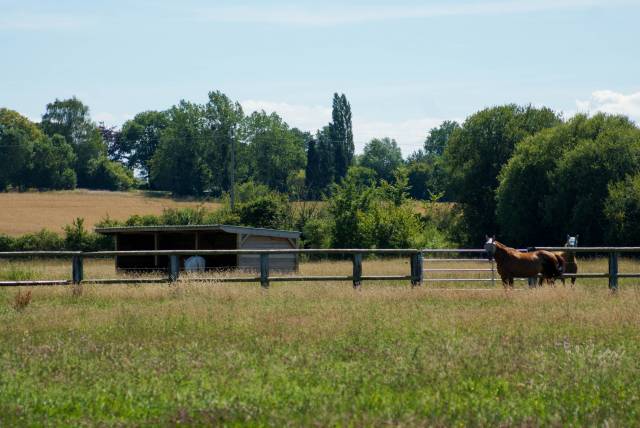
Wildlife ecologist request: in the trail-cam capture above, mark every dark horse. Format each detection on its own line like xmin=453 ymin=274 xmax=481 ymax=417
xmin=555 ymin=235 xmax=579 ymax=286
xmin=484 ymin=236 xmax=564 ymax=288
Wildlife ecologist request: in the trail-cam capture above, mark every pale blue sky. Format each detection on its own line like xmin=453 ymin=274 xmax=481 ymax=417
xmin=1 ymin=0 xmax=639 ymax=155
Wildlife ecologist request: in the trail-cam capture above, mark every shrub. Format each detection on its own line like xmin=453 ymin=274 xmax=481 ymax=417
xmin=238 ymin=194 xmax=290 ymax=229
xmin=234 ymin=181 xmax=273 ymax=203
xmin=204 ymin=206 xmax=241 ymax=225
xmin=0 ymin=234 xmax=14 ymax=251
xmin=604 ymin=174 xmax=640 ymax=245
xmin=160 ymin=207 xmax=206 ymax=225
xmin=301 ymin=217 xmax=332 ymax=249
xmin=13 ymin=229 xmax=64 ymax=251
xmin=86 ymin=157 xmax=135 ymax=190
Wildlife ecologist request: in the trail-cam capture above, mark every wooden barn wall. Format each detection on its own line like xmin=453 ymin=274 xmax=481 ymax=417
xmin=238 ymin=235 xmax=297 ymax=272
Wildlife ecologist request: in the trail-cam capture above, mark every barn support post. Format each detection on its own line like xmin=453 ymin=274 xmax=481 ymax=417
xmin=608 ymin=252 xmax=619 ymax=291
xmin=410 ymin=252 xmax=423 ymax=287
xmin=260 ymin=254 xmax=270 ymax=288
xmin=169 ymin=255 xmax=180 ymax=282
xmin=72 ymin=255 xmax=83 ymax=284
xmin=352 ymin=253 xmax=362 ymax=289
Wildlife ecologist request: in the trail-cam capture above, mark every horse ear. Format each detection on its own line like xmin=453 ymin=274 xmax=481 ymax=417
xmin=485 ymin=234 xmax=489 ymax=240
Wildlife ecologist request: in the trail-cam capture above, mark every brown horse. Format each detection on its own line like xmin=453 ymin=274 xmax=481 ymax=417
xmin=554 ymin=235 xmax=578 ymax=286
xmin=484 ymin=236 xmax=564 ymax=288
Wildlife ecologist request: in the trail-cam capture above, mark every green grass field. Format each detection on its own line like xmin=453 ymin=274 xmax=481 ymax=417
xmin=1 ymin=258 xmax=640 ymax=426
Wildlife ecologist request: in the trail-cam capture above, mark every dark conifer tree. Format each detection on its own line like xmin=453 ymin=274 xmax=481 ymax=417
xmin=329 ymin=93 xmax=354 ymax=182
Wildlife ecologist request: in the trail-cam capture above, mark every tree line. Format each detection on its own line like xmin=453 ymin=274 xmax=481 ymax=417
xmin=2 ymin=91 xmax=640 ymax=247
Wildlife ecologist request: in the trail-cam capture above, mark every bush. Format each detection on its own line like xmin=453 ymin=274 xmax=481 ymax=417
xmin=238 ymin=194 xmax=291 ymax=229
xmin=13 ymin=229 xmax=65 ymax=251
xmin=0 ymin=234 xmax=14 ymax=251
xmin=123 ymin=214 xmax=161 ymax=227
xmin=204 ymin=206 xmax=241 ymax=225
xmin=301 ymin=217 xmax=332 ymax=249
xmin=604 ymin=174 xmax=640 ymax=245
xmin=234 ymin=181 xmax=273 ymax=203
xmin=359 ymin=202 xmax=423 ymax=248
xmin=86 ymin=157 xmax=135 ymax=190
xmin=160 ymin=207 xmax=206 ymax=225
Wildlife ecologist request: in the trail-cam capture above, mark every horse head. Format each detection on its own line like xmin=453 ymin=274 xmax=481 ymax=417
xmin=565 ymin=234 xmax=579 ymax=248
xmin=484 ymin=235 xmax=497 ymax=259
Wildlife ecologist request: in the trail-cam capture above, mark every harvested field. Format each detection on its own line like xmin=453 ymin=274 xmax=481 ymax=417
xmin=0 ymin=190 xmax=221 ymax=236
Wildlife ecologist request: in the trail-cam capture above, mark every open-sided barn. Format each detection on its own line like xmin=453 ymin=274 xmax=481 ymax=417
xmin=95 ymin=225 xmax=300 ymax=272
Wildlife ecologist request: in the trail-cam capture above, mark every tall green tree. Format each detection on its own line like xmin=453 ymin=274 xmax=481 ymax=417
xmin=0 ymin=109 xmax=37 ymax=189
xmin=497 ymin=113 xmax=640 ymax=245
xmin=359 ymin=137 xmax=403 ymax=183
xmin=119 ymin=111 xmax=170 ymax=183
xmin=444 ymin=104 xmax=560 ymax=244
xmin=150 ymin=101 xmax=211 ymax=196
xmin=243 ymin=111 xmax=306 ymax=192
xmin=424 ymin=120 xmax=459 ymax=158
xmin=305 ymin=138 xmax=322 ymax=199
xmin=27 ymin=134 xmax=76 ymax=189
xmin=40 ymin=97 xmax=107 ymax=187
xmin=406 ymin=121 xmax=458 ymax=200
xmin=0 ymin=109 xmax=76 ymax=190
xmin=329 ymin=93 xmax=354 ymax=182
xmin=204 ymin=91 xmax=244 ymax=194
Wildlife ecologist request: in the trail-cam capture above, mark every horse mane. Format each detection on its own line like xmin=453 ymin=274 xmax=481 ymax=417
xmin=492 ymin=241 xmax=518 ymax=258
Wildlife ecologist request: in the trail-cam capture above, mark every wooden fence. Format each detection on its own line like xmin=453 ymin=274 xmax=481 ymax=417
xmin=0 ymin=247 xmax=638 ymax=290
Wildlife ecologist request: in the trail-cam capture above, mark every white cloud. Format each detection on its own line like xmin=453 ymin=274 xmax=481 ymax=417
xmin=241 ymin=100 xmax=331 ymax=132
xmin=353 ymin=117 xmax=444 ymax=155
xmin=241 ymin=99 xmax=447 ymax=156
xmin=576 ymin=90 xmax=640 ymax=123
xmin=0 ymin=13 xmax=86 ymax=31
xmin=197 ymin=0 xmax=627 ymax=26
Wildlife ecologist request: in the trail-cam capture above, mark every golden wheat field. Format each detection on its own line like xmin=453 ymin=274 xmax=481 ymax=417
xmin=0 ymin=190 xmax=222 ymax=236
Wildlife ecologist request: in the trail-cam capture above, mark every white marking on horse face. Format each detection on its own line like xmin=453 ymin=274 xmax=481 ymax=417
xmin=567 ymin=236 xmax=577 ymax=247
xmin=484 ymin=237 xmax=496 ymax=257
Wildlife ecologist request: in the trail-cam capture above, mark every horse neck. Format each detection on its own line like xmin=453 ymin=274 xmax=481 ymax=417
xmin=563 ymin=249 xmax=577 ymax=262
xmin=492 ymin=242 xmax=512 ymax=262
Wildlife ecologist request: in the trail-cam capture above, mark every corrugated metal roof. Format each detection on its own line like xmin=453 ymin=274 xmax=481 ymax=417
xmin=94 ymin=224 xmax=300 ymax=239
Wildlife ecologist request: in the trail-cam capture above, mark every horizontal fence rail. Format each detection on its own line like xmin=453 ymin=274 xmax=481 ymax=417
xmin=0 ymin=247 xmax=638 ymax=290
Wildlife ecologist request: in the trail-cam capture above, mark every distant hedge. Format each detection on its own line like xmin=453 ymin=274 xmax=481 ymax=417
xmin=0 ymin=218 xmax=112 ymax=252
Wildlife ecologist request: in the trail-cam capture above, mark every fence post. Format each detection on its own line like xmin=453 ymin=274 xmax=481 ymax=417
xmin=410 ymin=252 xmax=423 ymax=287
xmin=72 ymin=255 xmax=83 ymax=284
xmin=526 ymin=247 xmax=537 ymax=288
xmin=490 ymin=259 xmax=496 ymax=287
xmin=608 ymin=252 xmax=618 ymax=291
xmin=260 ymin=253 xmax=269 ymax=288
xmin=352 ymin=253 xmax=362 ymax=289
xmin=169 ymin=255 xmax=180 ymax=282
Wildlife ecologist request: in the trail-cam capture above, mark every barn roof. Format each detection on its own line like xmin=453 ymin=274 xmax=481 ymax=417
xmin=95 ymin=224 xmax=300 ymax=239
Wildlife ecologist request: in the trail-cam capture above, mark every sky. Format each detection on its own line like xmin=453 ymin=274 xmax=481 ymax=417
xmin=1 ymin=0 xmax=639 ymax=156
